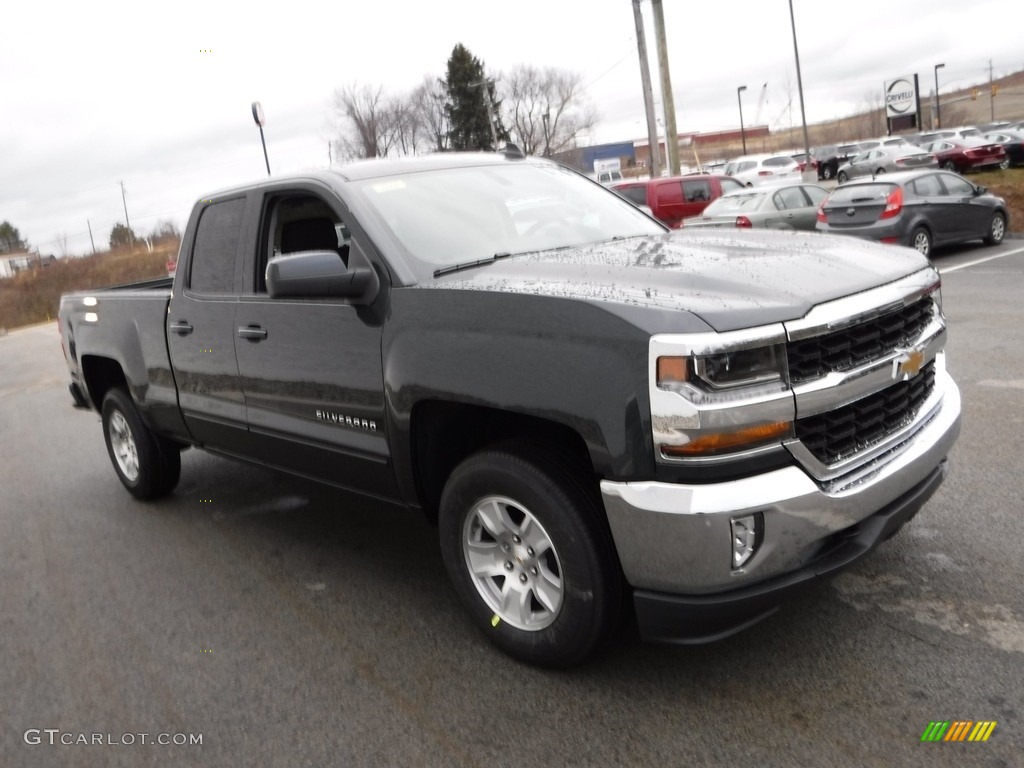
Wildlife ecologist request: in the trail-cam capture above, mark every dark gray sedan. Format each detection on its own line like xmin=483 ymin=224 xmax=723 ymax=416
xmin=816 ymin=169 xmax=1008 ymax=257
xmin=681 ymin=183 xmax=828 ymax=230
xmin=836 ymin=147 xmax=937 ymax=183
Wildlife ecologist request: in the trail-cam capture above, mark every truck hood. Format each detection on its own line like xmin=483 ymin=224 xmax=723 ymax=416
xmin=427 ymin=230 xmax=933 ymax=332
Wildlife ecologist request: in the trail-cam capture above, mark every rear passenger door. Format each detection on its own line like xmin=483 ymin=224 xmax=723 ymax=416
xmin=233 ymin=183 xmax=398 ymax=500
xmin=937 ymin=172 xmax=989 ymax=240
xmin=907 ymin=172 xmax=960 ymax=244
xmin=167 ymin=195 xmax=254 ymax=458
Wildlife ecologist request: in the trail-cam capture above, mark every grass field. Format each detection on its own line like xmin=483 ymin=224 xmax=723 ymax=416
xmin=0 ymin=244 xmax=177 ymax=332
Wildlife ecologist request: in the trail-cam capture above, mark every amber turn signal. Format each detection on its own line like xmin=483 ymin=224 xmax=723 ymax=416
xmin=656 ymin=356 xmax=689 ymax=385
xmin=661 ymin=421 xmax=792 ymax=457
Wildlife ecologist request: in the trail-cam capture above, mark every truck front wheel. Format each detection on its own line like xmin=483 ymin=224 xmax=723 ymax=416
xmin=102 ymin=388 xmax=181 ymax=500
xmin=438 ymin=444 xmax=621 ymax=667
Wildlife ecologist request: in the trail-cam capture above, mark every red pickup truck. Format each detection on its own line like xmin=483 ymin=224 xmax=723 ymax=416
xmin=611 ymin=174 xmax=746 ymax=228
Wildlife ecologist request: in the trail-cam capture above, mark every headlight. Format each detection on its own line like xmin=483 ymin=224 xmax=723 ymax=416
xmin=657 ymin=342 xmax=789 ymax=395
xmin=652 ymin=339 xmax=794 ymax=460
xmin=694 ymin=345 xmax=784 ymax=390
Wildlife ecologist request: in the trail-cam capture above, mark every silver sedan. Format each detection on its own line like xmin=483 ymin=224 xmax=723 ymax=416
xmin=836 ymin=147 xmax=937 ymax=183
xmin=681 ymin=183 xmax=829 ymax=231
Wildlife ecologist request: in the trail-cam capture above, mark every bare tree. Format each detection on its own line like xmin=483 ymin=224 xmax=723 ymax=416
xmin=411 ymin=75 xmax=449 ymax=152
xmin=333 ymin=83 xmax=389 ymax=159
xmin=333 ymin=81 xmax=438 ymax=160
xmin=500 ymin=65 xmax=598 ymax=156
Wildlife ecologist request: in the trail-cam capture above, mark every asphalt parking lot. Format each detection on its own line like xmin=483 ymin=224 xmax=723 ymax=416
xmin=2 ymin=240 xmax=1023 ymax=767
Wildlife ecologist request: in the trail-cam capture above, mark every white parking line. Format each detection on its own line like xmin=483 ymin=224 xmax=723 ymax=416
xmin=939 ymin=243 xmax=1024 ymax=274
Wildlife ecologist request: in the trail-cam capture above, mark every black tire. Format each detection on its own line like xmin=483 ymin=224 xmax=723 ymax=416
xmin=875 ymin=168 xmax=886 ymax=175
xmin=438 ymin=443 xmax=622 ymax=668
xmin=941 ymin=160 xmax=958 ymax=172
xmin=821 ymin=164 xmax=835 ymax=181
xmin=837 ymin=170 xmax=849 ymax=184
xmin=999 ymin=158 xmax=1010 ymax=171
xmin=910 ymin=226 xmax=932 ymax=257
xmin=102 ymin=388 xmax=181 ymax=500
xmin=983 ymin=211 xmax=1006 ymax=246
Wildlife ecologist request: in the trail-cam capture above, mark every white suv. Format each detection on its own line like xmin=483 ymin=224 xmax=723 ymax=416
xmin=723 ymin=153 xmax=800 ymax=187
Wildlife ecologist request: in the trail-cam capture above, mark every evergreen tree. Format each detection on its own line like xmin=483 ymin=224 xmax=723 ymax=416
xmin=0 ymin=221 xmax=28 ymax=253
xmin=109 ymin=222 xmax=137 ymax=249
xmin=444 ymin=44 xmax=507 ymax=151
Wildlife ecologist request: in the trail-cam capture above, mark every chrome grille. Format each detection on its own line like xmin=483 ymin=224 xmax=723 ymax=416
xmin=795 ymin=361 xmax=936 ymax=465
xmin=787 ymin=298 xmax=934 ymax=384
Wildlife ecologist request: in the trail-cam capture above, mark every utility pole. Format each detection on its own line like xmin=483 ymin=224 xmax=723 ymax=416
xmin=119 ymin=181 xmax=134 ymax=250
xmin=737 ymin=85 xmax=748 ymax=154
xmin=787 ymin=0 xmax=814 ymax=182
xmin=989 ymin=59 xmax=996 ymax=121
xmin=650 ymin=0 xmax=680 ymax=175
xmin=470 ymin=80 xmax=499 ymax=150
xmin=87 ymin=219 xmax=96 ymax=254
xmin=632 ymin=0 xmax=661 ymax=178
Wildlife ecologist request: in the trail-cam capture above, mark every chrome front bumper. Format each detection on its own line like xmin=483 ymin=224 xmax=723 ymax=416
xmin=601 ymin=370 xmax=961 ymax=596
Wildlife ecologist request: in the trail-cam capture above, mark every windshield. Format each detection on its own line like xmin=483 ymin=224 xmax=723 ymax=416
xmin=349 ymin=162 xmax=665 ymax=276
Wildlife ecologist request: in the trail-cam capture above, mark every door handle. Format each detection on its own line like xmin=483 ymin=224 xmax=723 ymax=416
xmin=169 ymin=321 xmax=193 ymax=336
xmin=237 ymin=325 xmax=268 ymax=341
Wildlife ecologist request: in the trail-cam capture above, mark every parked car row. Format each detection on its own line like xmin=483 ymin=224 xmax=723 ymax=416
xmin=613 ymin=168 xmax=1009 ymax=261
xmin=811 ymin=120 xmax=1024 ymax=182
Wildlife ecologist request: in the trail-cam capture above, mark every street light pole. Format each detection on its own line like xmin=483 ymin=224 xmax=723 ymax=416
xmin=251 ymin=101 xmax=271 ymax=176
xmin=934 ymin=63 xmax=945 ymax=129
xmin=541 ymin=111 xmax=550 ymax=157
xmin=737 ymin=85 xmax=748 ymax=154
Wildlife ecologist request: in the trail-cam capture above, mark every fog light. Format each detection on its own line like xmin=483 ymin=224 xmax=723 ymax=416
xmin=731 ymin=513 xmax=763 ymax=569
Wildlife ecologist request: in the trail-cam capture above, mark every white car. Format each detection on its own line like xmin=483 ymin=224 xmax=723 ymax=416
xmin=723 ymin=153 xmax=800 ymax=187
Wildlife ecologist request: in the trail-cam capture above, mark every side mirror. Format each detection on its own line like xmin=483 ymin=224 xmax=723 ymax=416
xmin=266 ymin=250 xmax=375 ymax=299
xmin=975 ymin=185 xmax=987 ymax=196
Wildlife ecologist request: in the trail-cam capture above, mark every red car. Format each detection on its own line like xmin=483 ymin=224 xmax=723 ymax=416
xmin=923 ymin=138 xmax=1006 ymax=173
xmin=611 ymin=174 xmax=746 ymax=228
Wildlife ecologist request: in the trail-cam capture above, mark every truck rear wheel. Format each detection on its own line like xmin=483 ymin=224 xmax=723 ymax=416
xmin=438 ymin=444 xmax=621 ymax=667
xmin=102 ymin=388 xmax=181 ymax=500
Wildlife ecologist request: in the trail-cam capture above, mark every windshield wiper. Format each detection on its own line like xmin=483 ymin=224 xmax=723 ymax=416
xmin=433 ymin=252 xmax=511 ymax=278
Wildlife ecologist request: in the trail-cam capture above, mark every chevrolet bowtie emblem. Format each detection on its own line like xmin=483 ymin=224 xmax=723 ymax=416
xmin=894 ymin=348 xmax=925 ymax=380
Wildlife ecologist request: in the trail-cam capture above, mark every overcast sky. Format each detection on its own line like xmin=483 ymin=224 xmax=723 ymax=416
xmin=3 ymin=0 xmax=1021 ymax=257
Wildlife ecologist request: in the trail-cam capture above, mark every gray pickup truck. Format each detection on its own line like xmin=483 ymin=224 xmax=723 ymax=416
xmin=59 ymin=152 xmax=961 ymax=666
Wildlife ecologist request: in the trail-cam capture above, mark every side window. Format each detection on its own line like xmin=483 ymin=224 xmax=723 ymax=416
xmin=618 ymin=186 xmax=648 ymax=206
xmin=721 ymin=178 xmax=745 ymax=194
xmin=189 ymin=197 xmax=246 ymax=294
xmin=938 ymin=174 xmax=974 ymax=197
xmin=773 ymin=187 xmax=807 ymax=210
xmin=910 ymin=175 xmax=942 ymax=197
xmin=682 ymin=180 xmax=712 ymax=202
xmin=803 ymin=186 xmax=828 ymax=206
xmin=257 ymin=193 xmax=350 ymax=293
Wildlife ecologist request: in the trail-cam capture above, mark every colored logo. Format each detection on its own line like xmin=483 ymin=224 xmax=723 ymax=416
xmin=920 ymin=721 xmax=997 ymax=742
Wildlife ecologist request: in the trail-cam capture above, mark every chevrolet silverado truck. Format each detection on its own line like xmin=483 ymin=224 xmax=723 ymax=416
xmin=59 ymin=152 xmax=961 ymax=667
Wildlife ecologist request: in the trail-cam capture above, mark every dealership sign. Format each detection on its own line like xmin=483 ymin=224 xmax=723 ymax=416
xmin=885 ymin=76 xmax=918 ymax=118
